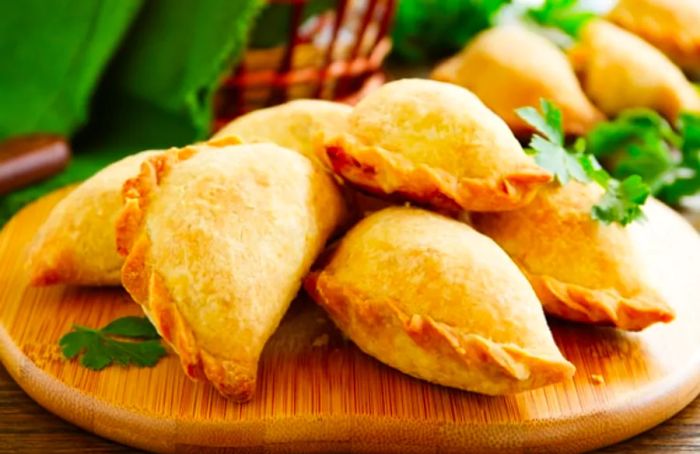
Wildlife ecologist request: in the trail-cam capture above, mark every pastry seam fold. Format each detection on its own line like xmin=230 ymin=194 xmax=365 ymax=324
xmin=322 ymin=134 xmax=551 ymax=213
xmin=116 ymin=142 xmax=256 ymax=402
xmin=306 ymin=271 xmax=575 ymax=394
xmin=524 ymin=269 xmax=675 ymax=331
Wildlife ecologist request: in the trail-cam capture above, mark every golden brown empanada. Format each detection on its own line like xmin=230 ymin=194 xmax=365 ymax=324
xmin=569 ymin=20 xmax=700 ymax=120
xmin=472 ymin=182 xmax=675 ymax=331
xmin=432 ymin=25 xmax=604 ymax=137
xmin=116 ymin=142 xmax=348 ymax=401
xmin=320 ymin=78 xmax=552 ymax=213
xmin=27 ymin=150 xmax=160 ymax=286
xmin=212 ymin=99 xmax=351 ymax=166
xmin=609 ymin=0 xmax=700 ymax=78
xmin=305 ymin=207 xmax=575 ymax=395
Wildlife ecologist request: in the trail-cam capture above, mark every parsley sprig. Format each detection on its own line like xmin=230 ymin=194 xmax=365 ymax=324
xmin=59 ymin=316 xmax=167 ymax=370
xmin=587 ymin=109 xmax=700 ymax=206
xmin=516 ymin=99 xmax=650 ymax=226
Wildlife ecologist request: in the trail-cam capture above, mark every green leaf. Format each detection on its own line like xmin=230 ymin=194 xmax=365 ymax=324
xmin=679 ymin=112 xmax=700 ymax=165
xmin=101 ymin=316 xmax=160 ymax=339
xmin=517 ymin=99 xmax=582 ymax=184
xmin=657 ymin=170 xmax=700 ymax=206
xmin=517 ymin=99 xmax=648 ymax=225
xmin=58 ymin=330 xmax=95 ymax=359
xmin=59 ymin=316 xmax=167 ymax=371
xmin=517 ymin=102 xmax=562 ymax=145
xmin=578 ymin=153 xmax=610 ymax=187
xmin=592 ymin=176 xmax=650 ymax=226
xmin=80 ymin=338 xmax=113 ymax=370
xmin=527 ymin=0 xmax=596 ymax=37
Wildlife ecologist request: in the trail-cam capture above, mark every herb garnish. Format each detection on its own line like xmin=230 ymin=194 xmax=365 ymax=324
xmin=516 ymin=99 xmax=650 ymax=226
xmin=586 ymin=109 xmax=700 ymax=206
xmin=59 ymin=316 xmax=166 ymax=370
xmin=526 ymin=0 xmax=596 ymax=37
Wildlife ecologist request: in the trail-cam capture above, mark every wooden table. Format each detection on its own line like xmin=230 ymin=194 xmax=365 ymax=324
xmin=0 ymin=362 xmax=697 ymax=453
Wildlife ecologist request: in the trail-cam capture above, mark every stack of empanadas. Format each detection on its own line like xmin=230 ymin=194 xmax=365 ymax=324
xmin=26 ymin=78 xmax=675 ymax=402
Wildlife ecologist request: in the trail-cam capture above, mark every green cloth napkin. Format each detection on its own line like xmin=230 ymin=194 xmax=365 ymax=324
xmin=0 ymin=0 xmax=264 ymax=225
xmin=0 ymin=0 xmax=143 ymax=140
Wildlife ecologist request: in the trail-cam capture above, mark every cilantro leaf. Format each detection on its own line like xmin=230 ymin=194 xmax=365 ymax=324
xmin=101 ymin=316 xmax=161 ymax=339
xmin=517 ymin=99 xmax=563 ymax=145
xmin=59 ymin=317 xmax=166 ymax=371
xmin=527 ymin=0 xmax=596 ymax=37
xmin=586 ymin=109 xmax=678 ymax=193
xmin=585 ymin=110 xmax=700 ymax=205
xmin=517 ymin=98 xmax=649 ymax=226
xmin=592 ymin=176 xmax=650 ymax=226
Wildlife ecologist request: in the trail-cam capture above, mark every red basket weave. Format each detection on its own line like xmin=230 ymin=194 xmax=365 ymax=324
xmin=213 ymin=0 xmax=395 ymax=130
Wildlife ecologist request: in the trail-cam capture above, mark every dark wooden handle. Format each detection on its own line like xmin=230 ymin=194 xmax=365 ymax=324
xmin=0 ymin=135 xmax=71 ymax=195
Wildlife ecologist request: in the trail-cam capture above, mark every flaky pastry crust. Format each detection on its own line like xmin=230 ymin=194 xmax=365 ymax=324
xmin=432 ymin=26 xmax=604 ymax=137
xmin=472 ymin=182 xmax=675 ymax=331
xmin=305 ymin=207 xmax=575 ymax=395
xmin=318 ymin=79 xmax=552 ymax=213
xmin=212 ymin=99 xmax=351 ymax=167
xmin=569 ymin=20 xmax=700 ymax=120
xmin=26 ymin=150 xmax=160 ymax=286
xmin=116 ymin=139 xmax=348 ymax=401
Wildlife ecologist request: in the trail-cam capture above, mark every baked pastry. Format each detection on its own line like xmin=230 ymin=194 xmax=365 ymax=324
xmin=320 ymin=78 xmax=552 ymax=213
xmin=212 ymin=99 xmax=351 ymax=166
xmin=609 ymin=0 xmax=700 ymax=78
xmin=432 ymin=25 xmax=604 ymax=137
xmin=569 ymin=20 xmax=700 ymax=121
xmin=116 ymin=141 xmax=348 ymax=401
xmin=27 ymin=150 xmax=159 ymax=286
xmin=472 ymin=181 xmax=675 ymax=331
xmin=305 ymin=207 xmax=575 ymax=395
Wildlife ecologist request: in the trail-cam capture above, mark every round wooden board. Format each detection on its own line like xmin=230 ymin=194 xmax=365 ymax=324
xmin=1 ymin=188 xmax=700 ymax=454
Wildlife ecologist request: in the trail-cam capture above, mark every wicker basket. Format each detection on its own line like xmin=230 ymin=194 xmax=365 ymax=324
xmin=213 ymin=0 xmax=395 ymax=130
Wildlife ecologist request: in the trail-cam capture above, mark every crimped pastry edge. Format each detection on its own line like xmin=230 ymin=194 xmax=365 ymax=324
xmin=320 ymin=134 xmax=552 ymax=213
xmin=305 ymin=271 xmax=575 ymax=396
xmin=524 ymin=269 xmax=676 ymax=332
xmin=116 ymin=137 xmax=256 ymax=402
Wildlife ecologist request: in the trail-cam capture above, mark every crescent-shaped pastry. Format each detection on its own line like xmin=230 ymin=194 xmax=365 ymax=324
xmin=116 ymin=142 xmax=348 ymax=401
xmin=305 ymin=207 xmax=575 ymax=395
xmin=320 ymin=78 xmax=552 ymax=213
xmin=569 ymin=20 xmax=700 ymax=121
xmin=432 ymin=25 xmax=604 ymax=137
xmin=212 ymin=99 xmax=351 ymax=166
xmin=472 ymin=182 xmax=675 ymax=331
xmin=27 ymin=150 xmax=160 ymax=286
xmin=609 ymin=0 xmax=700 ymax=78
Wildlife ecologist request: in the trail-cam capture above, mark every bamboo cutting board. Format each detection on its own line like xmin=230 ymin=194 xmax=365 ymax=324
xmin=1 ymin=188 xmax=700 ymax=454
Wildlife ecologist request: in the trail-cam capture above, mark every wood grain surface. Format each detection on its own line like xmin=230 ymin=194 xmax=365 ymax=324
xmin=2 ymin=364 xmax=698 ymax=453
xmin=1 ymin=188 xmax=700 ymax=453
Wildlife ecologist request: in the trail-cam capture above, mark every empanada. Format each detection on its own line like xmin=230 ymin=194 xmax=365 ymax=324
xmin=27 ymin=150 xmax=159 ymax=286
xmin=472 ymin=182 xmax=675 ymax=331
xmin=116 ymin=142 xmax=348 ymax=401
xmin=305 ymin=207 xmax=575 ymax=395
xmin=320 ymin=78 xmax=552 ymax=213
xmin=569 ymin=20 xmax=700 ymax=121
xmin=609 ymin=0 xmax=700 ymax=78
xmin=212 ymin=99 xmax=351 ymax=166
xmin=432 ymin=26 xmax=604 ymax=137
